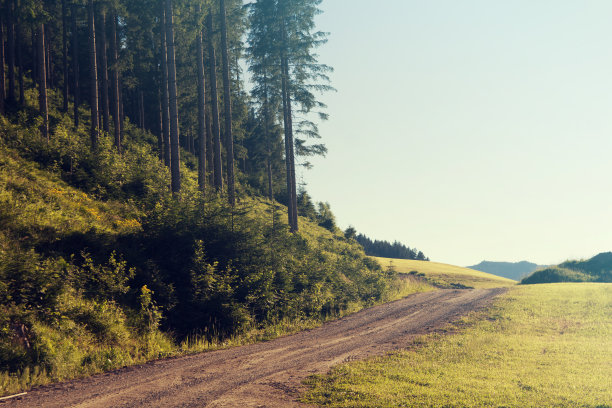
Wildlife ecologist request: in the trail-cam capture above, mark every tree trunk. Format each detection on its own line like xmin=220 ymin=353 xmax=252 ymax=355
xmin=72 ymin=5 xmax=80 ymax=128
xmin=205 ymin=106 xmax=214 ymax=185
xmin=31 ymin=27 xmax=36 ymax=80
xmin=88 ymin=0 xmax=99 ymax=148
xmin=109 ymin=10 xmax=121 ymax=152
xmin=206 ymin=12 xmax=223 ymax=193
xmin=98 ymin=8 xmax=110 ymax=134
xmin=196 ymin=4 xmax=207 ymax=194
xmin=160 ymin=2 xmax=170 ymax=167
xmin=165 ymin=0 xmax=181 ymax=194
xmin=138 ymin=89 xmax=146 ymax=130
xmin=38 ymin=23 xmax=48 ymax=141
xmin=219 ymin=0 xmax=235 ymax=205
xmin=46 ymin=24 xmax=52 ymax=89
xmin=7 ymin=0 xmax=15 ymax=104
xmin=16 ymin=6 xmax=23 ymax=106
xmin=157 ymin=88 xmax=163 ymax=159
xmin=0 ymin=13 xmax=5 ymax=115
xmin=281 ymin=20 xmax=298 ymax=232
xmin=62 ymin=0 xmax=68 ymax=112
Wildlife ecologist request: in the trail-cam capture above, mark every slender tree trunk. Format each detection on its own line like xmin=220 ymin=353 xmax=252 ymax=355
xmin=62 ymin=0 xmax=69 ymax=112
xmin=281 ymin=20 xmax=298 ymax=232
xmin=88 ymin=0 xmax=99 ymax=148
xmin=46 ymin=24 xmax=52 ymax=88
xmin=139 ymin=89 xmax=145 ymax=130
xmin=109 ymin=10 xmax=121 ymax=152
xmin=16 ymin=5 xmax=23 ymax=106
xmin=72 ymin=5 xmax=80 ymax=128
xmin=264 ymin=102 xmax=273 ymax=200
xmin=219 ymin=0 xmax=235 ymax=205
xmin=98 ymin=8 xmax=110 ymax=134
xmin=38 ymin=23 xmax=48 ymax=141
xmin=157 ymin=88 xmax=163 ymax=159
xmin=281 ymin=64 xmax=296 ymax=231
xmin=0 ymin=14 xmax=5 ymax=115
xmin=205 ymin=106 xmax=214 ymax=185
xmin=7 ymin=0 xmax=15 ymax=104
xmin=160 ymin=2 xmax=170 ymax=167
xmin=165 ymin=0 xmax=181 ymax=194
xmin=31 ymin=27 xmax=37 ymax=82
xmin=196 ymin=4 xmax=207 ymax=194
xmin=206 ymin=12 xmax=223 ymax=192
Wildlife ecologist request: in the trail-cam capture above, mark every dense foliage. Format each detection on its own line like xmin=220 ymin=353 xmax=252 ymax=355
xmin=520 ymin=252 xmax=612 ymax=284
xmin=0 ymin=86 xmax=394 ymax=390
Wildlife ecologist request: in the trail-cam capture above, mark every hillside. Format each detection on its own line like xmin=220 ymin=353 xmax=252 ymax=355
xmin=467 ymin=260 xmax=544 ymax=281
xmin=373 ymin=257 xmax=516 ymax=289
xmin=0 ymin=90 xmax=404 ymax=395
xmin=521 ymin=252 xmax=612 ymax=284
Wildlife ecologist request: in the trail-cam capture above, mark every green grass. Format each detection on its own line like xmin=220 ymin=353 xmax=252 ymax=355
xmin=304 ymin=283 xmax=612 ymax=407
xmin=373 ymin=257 xmax=516 ymax=289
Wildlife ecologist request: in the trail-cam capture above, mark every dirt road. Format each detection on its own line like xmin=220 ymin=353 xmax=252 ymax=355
xmin=2 ymin=288 xmax=506 ymax=408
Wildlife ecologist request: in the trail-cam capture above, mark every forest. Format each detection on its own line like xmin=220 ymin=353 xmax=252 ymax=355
xmin=0 ymin=0 xmax=407 ymax=392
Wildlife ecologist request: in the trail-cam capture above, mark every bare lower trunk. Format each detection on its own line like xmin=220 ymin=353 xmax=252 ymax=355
xmin=62 ymin=0 xmax=68 ymax=112
xmin=15 ymin=1 xmax=23 ymax=105
xmin=88 ymin=0 xmax=99 ymax=148
xmin=45 ymin=24 xmax=52 ymax=88
xmin=157 ymin=89 xmax=163 ymax=159
xmin=98 ymin=8 xmax=110 ymax=134
xmin=110 ymin=11 xmax=121 ymax=152
xmin=281 ymin=20 xmax=298 ymax=232
xmin=72 ymin=5 xmax=80 ymax=128
xmin=0 ymin=14 xmax=5 ymax=115
xmin=219 ymin=0 xmax=235 ymax=205
xmin=205 ymin=106 xmax=214 ymax=185
xmin=165 ymin=0 xmax=181 ymax=194
xmin=38 ymin=23 xmax=48 ymax=141
xmin=7 ymin=0 xmax=15 ymax=104
xmin=206 ymin=12 xmax=223 ymax=193
xmin=160 ymin=2 xmax=171 ymax=167
xmin=196 ymin=5 xmax=207 ymax=194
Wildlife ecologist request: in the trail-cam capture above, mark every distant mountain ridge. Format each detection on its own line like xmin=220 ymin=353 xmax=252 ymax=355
xmin=521 ymin=252 xmax=612 ymax=284
xmin=467 ymin=260 xmax=544 ymax=281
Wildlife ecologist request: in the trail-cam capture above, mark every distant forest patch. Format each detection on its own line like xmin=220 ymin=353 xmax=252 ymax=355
xmin=349 ymin=231 xmax=428 ymax=261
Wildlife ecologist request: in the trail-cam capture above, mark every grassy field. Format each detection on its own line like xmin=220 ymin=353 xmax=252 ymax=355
xmin=373 ymin=257 xmax=516 ymax=289
xmin=304 ymin=283 xmax=612 ymax=407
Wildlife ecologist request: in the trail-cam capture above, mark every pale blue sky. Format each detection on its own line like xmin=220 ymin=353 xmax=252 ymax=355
xmin=299 ymin=0 xmax=612 ymax=266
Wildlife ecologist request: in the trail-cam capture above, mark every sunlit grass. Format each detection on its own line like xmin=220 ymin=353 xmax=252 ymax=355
xmin=304 ymin=283 xmax=612 ymax=407
xmin=374 ymin=257 xmax=516 ymax=289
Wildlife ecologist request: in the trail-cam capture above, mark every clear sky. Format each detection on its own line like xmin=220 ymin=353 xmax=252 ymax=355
xmin=298 ymin=0 xmax=612 ymax=266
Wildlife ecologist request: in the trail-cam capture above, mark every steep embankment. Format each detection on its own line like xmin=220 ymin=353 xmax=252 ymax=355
xmin=521 ymin=252 xmax=612 ymax=284
xmin=374 ymin=257 xmax=516 ymax=289
xmin=0 ymin=100 xmax=398 ymax=396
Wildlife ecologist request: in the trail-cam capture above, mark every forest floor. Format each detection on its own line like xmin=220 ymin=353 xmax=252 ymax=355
xmin=0 ymin=288 xmax=505 ymax=408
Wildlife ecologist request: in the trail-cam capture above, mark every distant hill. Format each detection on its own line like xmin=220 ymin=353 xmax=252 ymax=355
xmin=467 ymin=261 xmax=544 ymax=281
xmin=521 ymin=252 xmax=612 ymax=284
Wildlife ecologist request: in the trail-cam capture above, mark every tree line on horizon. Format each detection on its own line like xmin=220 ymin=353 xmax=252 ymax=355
xmin=0 ymin=0 xmax=331 ymax=232
xmin=352 ymin=232 xmax=428 ymax=261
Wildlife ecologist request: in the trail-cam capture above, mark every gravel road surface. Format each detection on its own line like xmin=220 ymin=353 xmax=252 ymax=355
xmin=2 ymin=288 xmax=506 ymax=408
